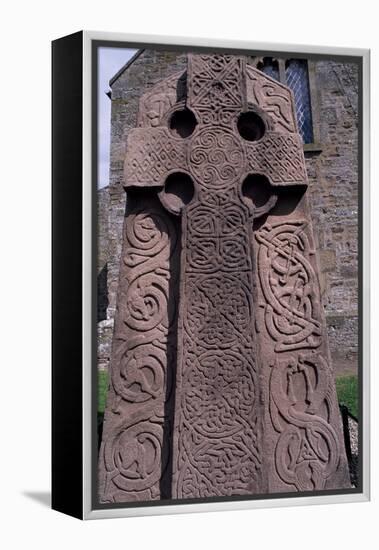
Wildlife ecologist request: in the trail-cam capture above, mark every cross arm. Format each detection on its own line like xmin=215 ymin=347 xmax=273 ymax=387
xmin=245 ymin=132 xmax=308 ymax=186
xmin=124 ymin=128 xmax=188 ymax=189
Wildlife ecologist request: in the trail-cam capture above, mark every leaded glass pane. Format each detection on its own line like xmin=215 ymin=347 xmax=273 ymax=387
xmin=285 ymin=59 xmax=314 ymax=144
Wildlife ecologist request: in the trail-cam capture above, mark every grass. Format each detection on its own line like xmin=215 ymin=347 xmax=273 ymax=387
xmin=98 ymin=370 xmax=109 ymax=414
xmin=335 ymin=374 xmax=358 ymax=419
xmin=97 ymin=370 xmax=358 ymax=419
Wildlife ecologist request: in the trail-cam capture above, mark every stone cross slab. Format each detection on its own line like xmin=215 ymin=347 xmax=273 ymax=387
xmin=99 ymin=53 xmax=350 ymax=503
xmin=125 ymin=54 xmax=305 ymax=498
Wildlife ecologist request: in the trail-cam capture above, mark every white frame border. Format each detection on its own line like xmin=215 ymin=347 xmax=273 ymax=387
xmin=82 ymin=30 xmax=370 ymax=520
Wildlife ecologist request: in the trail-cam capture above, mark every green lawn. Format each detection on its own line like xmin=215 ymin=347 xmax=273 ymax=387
xmin=97 ymin=371 xmax=358 ymax=419
xmin=98 ymin=370 xmax=109 ymax=414
xmin=335 ymin=374 xmax=358 ymax=419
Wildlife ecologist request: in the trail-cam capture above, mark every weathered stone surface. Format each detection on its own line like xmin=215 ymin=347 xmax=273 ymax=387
xmin=98 ymin=191 xmax=181 ymax=502
xmin=98 ymin=53 xmax=351 ymax=503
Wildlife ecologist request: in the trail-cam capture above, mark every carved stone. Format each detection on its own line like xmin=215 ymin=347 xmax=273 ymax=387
xmin=98 ymin=53 xmax=351 ymax=503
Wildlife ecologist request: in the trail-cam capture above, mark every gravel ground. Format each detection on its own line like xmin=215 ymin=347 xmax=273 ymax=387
xmin=348 ymin=416 xmax=359 ymax=487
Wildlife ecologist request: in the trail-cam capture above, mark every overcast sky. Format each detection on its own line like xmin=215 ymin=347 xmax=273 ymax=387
xmin=98 ymin=47 xmax=138 ymax=188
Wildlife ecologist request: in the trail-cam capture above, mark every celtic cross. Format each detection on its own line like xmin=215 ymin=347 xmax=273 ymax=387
xmin=123 ymin=54 xmax=306 ymax=498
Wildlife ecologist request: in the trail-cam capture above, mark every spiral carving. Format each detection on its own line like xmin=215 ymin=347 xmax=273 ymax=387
xmin=188 ymin=128 xmax=245 ymax=190
xmin=99 ymin=201 xmax=179 ymax=503
xmin=103 ymin=421 xmax=165 ymax=493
